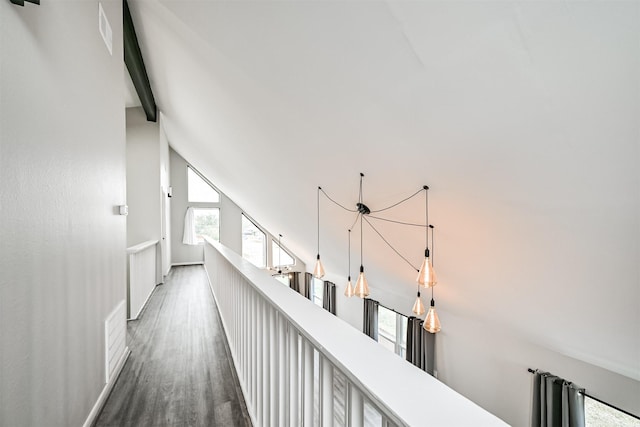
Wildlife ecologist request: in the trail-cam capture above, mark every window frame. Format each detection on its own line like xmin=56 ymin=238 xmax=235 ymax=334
xmin=270 ymin=239 xmax=296 ymax=269
xmin=241 ymin=214 xmax=267 ymax=268
xmin=187 ymin=165 xmax=220 ymax=203
xmin=191 ymin=207 xmax=220 ymax=244
xmin=377 ymin=305 xmax=407 ymax=358
xmin=312 ymin=277 xmax=323 ymax=307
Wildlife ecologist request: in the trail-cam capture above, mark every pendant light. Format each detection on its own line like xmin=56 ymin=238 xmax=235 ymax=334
xmin=344 ymin=229 xmax=354 ymax=297
xmin=353 ymin=210 xmax=369 ymax=298
xmin=313 ymin=186 xmax=325 ymax=279
xmin=424 ymin=299 xmax=441 ymax=333
xmin=412 ymin=290 xmax=425 ymax=316
xmin=424 ymin=225 xmax=441 ymax=333
xmin=276 ymin=234 xmax=283 ymax=275
xmin=353 ymin=174 xmax=369 ymax=298
xmin=417 ymin=186 xmax=437 ymax=287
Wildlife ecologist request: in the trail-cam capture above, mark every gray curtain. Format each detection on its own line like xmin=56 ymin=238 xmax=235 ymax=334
xmin=303 ymin=272 xmax=313 ymax=300
xmin=531 ymin=371 xmax=585 ymax=427
xmin=405 ymin=316 xmax=435 ymax=375
xmin=363 ymin=298 xmax=379 ymax=340
xmin=322 ymin=281 xmax=336 ymax=315
xmin=289 ymin=272 xmax=301 ymax=293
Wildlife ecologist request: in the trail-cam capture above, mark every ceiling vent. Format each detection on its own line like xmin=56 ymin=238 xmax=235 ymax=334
xmin=98 ymin=3 xmax=113 ymax=56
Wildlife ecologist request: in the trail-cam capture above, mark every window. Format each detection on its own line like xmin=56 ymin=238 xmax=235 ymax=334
xmin=274 ymin=274 xmax=290 ymax=286
xmin=187 ymin=166 xmax=220 ymax=203
xmin=312 ymin=278 xmax=323 ymax=307
xmin=193 ymin=208 xmax=219 ymax=243
xmin=585 ymin=396 xmax=640 ymax=427
xmin=242 ymin=214 xmax=266 ymax=268
xmin=377 ymin=305 xmax=407 ymax=358
xmin=271 ymin=240 xmax=295 ymax=268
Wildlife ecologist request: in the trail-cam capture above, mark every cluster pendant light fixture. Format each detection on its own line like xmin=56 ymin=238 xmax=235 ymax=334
xmin=271 ymin=234 xmax=292 ymax=279
xmin=315 ymin=174 xmax=443 ymax=333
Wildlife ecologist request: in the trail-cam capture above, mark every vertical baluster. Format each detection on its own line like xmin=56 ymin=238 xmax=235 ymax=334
xmin=348 ymin=383 xmax=364 ymax=427
xmin=278 ymin=315 xmax=287 ymax=426
xmin=269 ymin=307 xmax=277 ymax=426
xmin=303 ymin=340 xmax=314 ymax=426
xmin=256 ymin=296 xmax=262 ymax=425
xmin=321 ymin=356 xmax=334 ymax=427
xmin=263 ymin=302 xmax=271 ymax=424
xmin=251 ymin=287 xmax=257 ymax=414
xmin=289 ymin=327 xmax=299 ymax=426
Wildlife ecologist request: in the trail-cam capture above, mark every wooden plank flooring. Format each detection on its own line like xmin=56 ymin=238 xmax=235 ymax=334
xmin=95 ymin=266 xmax=252 ymax=427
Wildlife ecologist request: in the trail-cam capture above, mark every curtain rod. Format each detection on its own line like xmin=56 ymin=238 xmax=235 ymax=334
xmin=527 ymin=368 xmax=639 ymax=420
xmin=374 ymin=299 xmax=411 ymax=320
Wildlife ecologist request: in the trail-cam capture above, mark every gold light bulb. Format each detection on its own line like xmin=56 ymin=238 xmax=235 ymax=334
xmin=353 ymin=267 xmax=369 ymax=298
xmin=424 ymin=299 xmax=441 ymax=333
xmin=416 ymin=252 xmax=437 ymax=287
xmin=313 ymin=255 xmax=325 ymax=279
xmin=412 ymin=293 xmax=425 ymax=316
xmin=344 ymin=277 xmax=354 ymax=297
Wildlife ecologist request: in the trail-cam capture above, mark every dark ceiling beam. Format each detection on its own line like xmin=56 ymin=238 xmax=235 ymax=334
xmin=123 ymin=0 xmax=157 ymax=122
xmin=10 ymin=0 xmax=40 ymax=6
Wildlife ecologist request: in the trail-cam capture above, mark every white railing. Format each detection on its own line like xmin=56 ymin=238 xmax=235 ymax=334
xmin=127 ymin=240 xmax=159 ymax=319
xmin=204 ymin=239 xmax=507 ymax=427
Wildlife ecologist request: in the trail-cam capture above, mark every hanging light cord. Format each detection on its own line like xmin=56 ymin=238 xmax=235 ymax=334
xmin=349 ymin=212 xmax=360 ymax=233
xmin=430 ymin=225 xmax=435 ymax=266
xmin=430 ymin=225 xmax=435 ymax=300
xmin=425 ymin=188 xmax=429 ymax=249
xmin=347 ymin=229 xmax=351 ymax=275
xmin=368 ymin=215 xmax=427 ymax=228
xmin=363 ymin=216 xmax=419 ymax=272
xmin=370 ymin=187 xmax=424 ymax=213
xmin=319 ymin=187 xmax=358 ymax=212
xmin=360 ymin=213 xmax=364 ymax=267
xmin=317 ymin=187 xmax=321 ymax=254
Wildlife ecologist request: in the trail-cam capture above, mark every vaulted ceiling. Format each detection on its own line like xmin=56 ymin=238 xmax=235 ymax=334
xmin=128 ymin=1 xmax=639 ymax=380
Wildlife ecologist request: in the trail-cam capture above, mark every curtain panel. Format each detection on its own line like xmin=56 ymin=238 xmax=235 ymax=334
xmin=531 ymin=371 xmax=585 ymax=427
xmin=303 ymin=272 xmax=313 ymax=300
xmin=322 ymin=281 xmax=336 ymax=315
xmin=289 ymin=272 xmax=301 ymax=293
xmin=363 ymin=298 xmax=379 ymax=340
xmin=182 ymin=207 xmax=198 ymax=245
xmin=405 ymin=316 xmax=435 ymax=375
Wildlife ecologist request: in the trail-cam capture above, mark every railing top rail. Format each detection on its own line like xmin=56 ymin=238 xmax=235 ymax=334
xmin=126 ymin=240 xmax=159 ymax=254
xmin=205 ymin=239 xmax=507 ymax=427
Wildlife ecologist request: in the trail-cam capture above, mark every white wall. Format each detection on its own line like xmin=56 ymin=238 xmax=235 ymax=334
xmin=126 ymin=107 xmax=161 ymax=248
xmin=159 ymin=115 xmax=171 ymax=276
xmin=0 ymin=1 xmax=126 ymax=425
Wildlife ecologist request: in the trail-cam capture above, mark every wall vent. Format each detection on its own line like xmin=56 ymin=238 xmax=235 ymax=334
xmin=105 ymin=300 xmax=126 ymax=383
xmin=98 ymin=3 xmax=113 ymax=56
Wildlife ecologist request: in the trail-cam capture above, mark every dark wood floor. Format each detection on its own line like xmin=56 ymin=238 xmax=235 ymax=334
xmin=95 ymin=266 xmax=252 ymax=427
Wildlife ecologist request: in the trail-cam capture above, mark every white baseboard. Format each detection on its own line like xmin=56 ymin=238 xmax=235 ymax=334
xmin=171 ymin=262 xmax=204 ymax=267
xmin=83 ymin=347 xmax=131 ymax=427
xmin=128 ymin=283 xmax=158 ymax=321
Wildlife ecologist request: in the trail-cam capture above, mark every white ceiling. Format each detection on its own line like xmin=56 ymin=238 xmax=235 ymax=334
xmin=128 ymin=1 xmax=639 ymax=380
